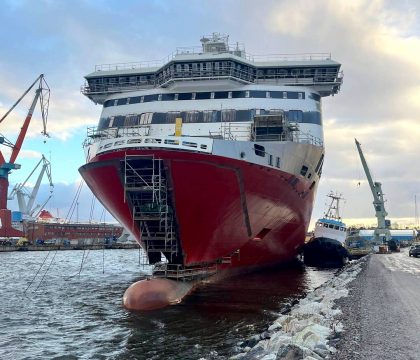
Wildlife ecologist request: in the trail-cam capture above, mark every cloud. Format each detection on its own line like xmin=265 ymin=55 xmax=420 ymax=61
xmin=1 ymin=0 xmax=420 ymax=227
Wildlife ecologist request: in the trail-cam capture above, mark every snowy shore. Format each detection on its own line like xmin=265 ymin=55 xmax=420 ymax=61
xmin=232 ymin=257 xmax=368 ymax=360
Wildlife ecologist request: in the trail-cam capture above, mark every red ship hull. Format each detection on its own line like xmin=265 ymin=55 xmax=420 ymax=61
xmin=79 ymin=149 xmax=315 ymax=269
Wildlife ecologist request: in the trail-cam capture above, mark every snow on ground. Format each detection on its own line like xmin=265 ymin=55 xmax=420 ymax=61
xmin=232 ymin=259 xmax=366 ymax=360
xmin=380 ymin=247 xmax=420 ymax=277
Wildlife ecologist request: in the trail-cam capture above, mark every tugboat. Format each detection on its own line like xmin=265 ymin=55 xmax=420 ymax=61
xmin=304 ymin=192 xmax=348 ymax=267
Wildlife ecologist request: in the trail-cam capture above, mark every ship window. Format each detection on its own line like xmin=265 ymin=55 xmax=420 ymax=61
xmin=104 ymin=99 xmax=114 ymax=108
xmin=300 ymin=165 xmax=308 ymax=176
xmin=283 ymin=92 xmax=287 ymax=99
xmin=144 ymin=94 xmax=158 ymax=102
xmin=303 ymin=111 xmax=322 ymax=125
xmin=291 ymin=69 xmax=300 ymax=77
xmin=340 ymin=227 xmax=344 ymax=231
xmin=307 ymin=173 xmax=312 ymax=179
xmin=221 ymin=109 xmax=236 ymax=122
xmin=158 ymin=94 xmax=162 ymax=101
xmin=298 ymin=92 xmax=303 ymax=100
xmin=236 ymin=110 xmax=251 ymax=122
xmin=254 ymin=144 xmax=265 ymax=157
xmin=203 ymin=110 xmax=219 ymax=122
xmin=210 ymin=92 xmax=215 ymax=99
xmin=270 ymin=91 xmax=282 ymax=99
xmin=130 ymin=96 xmax=141 ymax=104
xmin=178 ymin=93 xmax=192 ymax=100
xmin=113 ymin=116 xmax=125 ymax=127
xmin=288 ymin=110 xmax=303 ymax=123
xmin=324 ymin=223 xmax=328 ymax=228
xmin=192 ymin=92 xmax=196 ymax=100
xmin=196 ymin=92 xmax=211 ymax=100
xmin=185 ymin=111 xmax=199 ymax=123
xmin=113 ymin=99 xmax=118 ymax=106
xmin=228 ymin=91 xmax=232 ymax=99
xmin=334 ymin=225 xmax=339 ymax=230
xmin=329 ymin=224 xmax=334 ymax=229
xmin=266 ymin=92 xmax=271 ymax=98
xmin=268 ymin=154 xmax=273 ymax=166
xmin=215 ymin=91 xmax=228 ymax=99
xmin=164 ymin=112 xmax=179 ymax=124
xmin=140 ymin=96 xmax=144 ymax=103
xmin=174 ymin=94 xmax=179 ymax=100
xmin=250 ymin=90 xmax=266 ymax=98
xmin=245 ymin=91 xmax=250 ymax=98
xmin=161 ymin=94 xmax=175 ymax=101
xmin=276 ymin=157 xmax=281 ymax=168
xmin=151 ymin=113 xmax=167 ymax=124
xmin=232 ymin=91 xmax=246 ymax=98
xmin=98 ymin=117 xmax=110 ymax=129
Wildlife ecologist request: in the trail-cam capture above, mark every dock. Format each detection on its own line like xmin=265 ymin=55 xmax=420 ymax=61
xmin=0 ymin=243 xmax=139 ymax=252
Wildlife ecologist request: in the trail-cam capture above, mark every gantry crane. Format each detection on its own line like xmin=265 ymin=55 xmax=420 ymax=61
xmin=355 ymin=138 xmax=391 ymax=244
xmin=8 ymin=155 xmax=53 ymax=220
xmin=0 ymin=74 xmax=50 ymax=237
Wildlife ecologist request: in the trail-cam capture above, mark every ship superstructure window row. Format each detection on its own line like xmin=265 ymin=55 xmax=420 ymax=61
xmin=97 ymin=109 xmax=321 ymax=130
xmin=84 ymin=59 xmax=341 ymax=97
xmin=103 ymin=90 xmax=311 ymax=108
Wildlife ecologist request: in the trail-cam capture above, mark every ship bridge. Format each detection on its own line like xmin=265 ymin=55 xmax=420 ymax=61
xmin=82 ymin=33 xmax=343 ymax=104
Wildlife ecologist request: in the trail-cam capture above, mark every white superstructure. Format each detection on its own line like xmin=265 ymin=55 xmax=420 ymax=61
xmin=82 ymin=34 xmax=342 ymax=192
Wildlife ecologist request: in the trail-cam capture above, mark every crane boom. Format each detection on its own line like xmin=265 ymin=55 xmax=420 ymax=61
xmin=0 ymin=74 xmax=50 ymax=237
xmin=354 ymin=138 xmax=391 ymax=243
xmin=8 ymin=155 xmax=53 ymax=220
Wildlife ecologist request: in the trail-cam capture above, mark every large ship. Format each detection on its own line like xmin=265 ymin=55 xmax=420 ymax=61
xmin=79 ymin=34 xmax=343 ymax=309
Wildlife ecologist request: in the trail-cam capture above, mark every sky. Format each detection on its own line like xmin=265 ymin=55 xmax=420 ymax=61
xmin=0 ymin=0 xmax=419 ymax=228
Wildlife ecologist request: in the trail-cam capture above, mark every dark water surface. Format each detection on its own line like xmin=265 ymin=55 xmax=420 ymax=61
xmin=0 ymin=250 xmax=335 ymax=359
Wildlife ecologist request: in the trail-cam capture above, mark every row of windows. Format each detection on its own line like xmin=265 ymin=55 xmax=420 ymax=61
xmin=318 ymin=223 xmax=346 ymax=231
xmin=88 ymin=61 xmax=339 ymax=89
xmin=97 ymin=109 xmax=322 ymax=130
xmin=103 ymin=90 xmax=317 ymax=108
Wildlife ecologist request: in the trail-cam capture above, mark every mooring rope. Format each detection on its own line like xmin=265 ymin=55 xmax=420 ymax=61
xmin=34 ymin=249 xmax=59 ymax=291
xmin=24 ymin=251 xmax=51 ymax=294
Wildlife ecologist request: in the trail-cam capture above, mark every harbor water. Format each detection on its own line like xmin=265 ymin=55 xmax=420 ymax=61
xmin=0 ymin=249 xmax=336 ymax=359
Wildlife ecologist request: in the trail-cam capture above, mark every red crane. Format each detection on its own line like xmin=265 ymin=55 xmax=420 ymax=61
xmin=0 ymin=74 xmax=50 ymax=237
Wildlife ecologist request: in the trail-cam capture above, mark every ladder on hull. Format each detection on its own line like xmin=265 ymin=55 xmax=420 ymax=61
xmin=124 ymin=155 xmax=178 ymax=262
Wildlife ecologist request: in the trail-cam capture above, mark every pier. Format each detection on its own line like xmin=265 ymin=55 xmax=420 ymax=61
xmin=0 ymin=243 xmax=139 ymax=252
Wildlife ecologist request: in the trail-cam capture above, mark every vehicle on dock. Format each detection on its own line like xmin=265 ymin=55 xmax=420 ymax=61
xmin=345 ymin=233 xmax=372 ymax=259
xmin=409 ymin=244 xmax=420 ymax=257
xmin=304 ymin=192 xmax=348 ymax=267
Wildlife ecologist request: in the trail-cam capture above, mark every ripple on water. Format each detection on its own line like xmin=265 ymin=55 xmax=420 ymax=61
xmin=0 ymin=250 xmax=336 ymax=359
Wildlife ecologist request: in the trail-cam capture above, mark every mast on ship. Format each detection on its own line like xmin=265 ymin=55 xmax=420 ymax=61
xmin=324 ymin=192 xmax=344 ymax=221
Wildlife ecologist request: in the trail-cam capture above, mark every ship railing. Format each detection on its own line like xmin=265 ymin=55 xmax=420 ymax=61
xmin=84 ymin=125 xmax=151 ymax=145
xmin=209 ymin=123 xmax=252 ymax=141
xmin=82 ymin=68 xmax=343 ymax=95
xmin=252 ymin=130 xmax=323 ymax=146
xmin=92 ymin=51 xmax=332 ymax=73
xmin=152 ymin=263 xmax=218 ymax=280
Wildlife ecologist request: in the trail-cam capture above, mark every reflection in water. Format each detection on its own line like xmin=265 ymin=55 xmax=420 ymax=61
xmin=0 ymin=250 xmax=335 ymax=360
